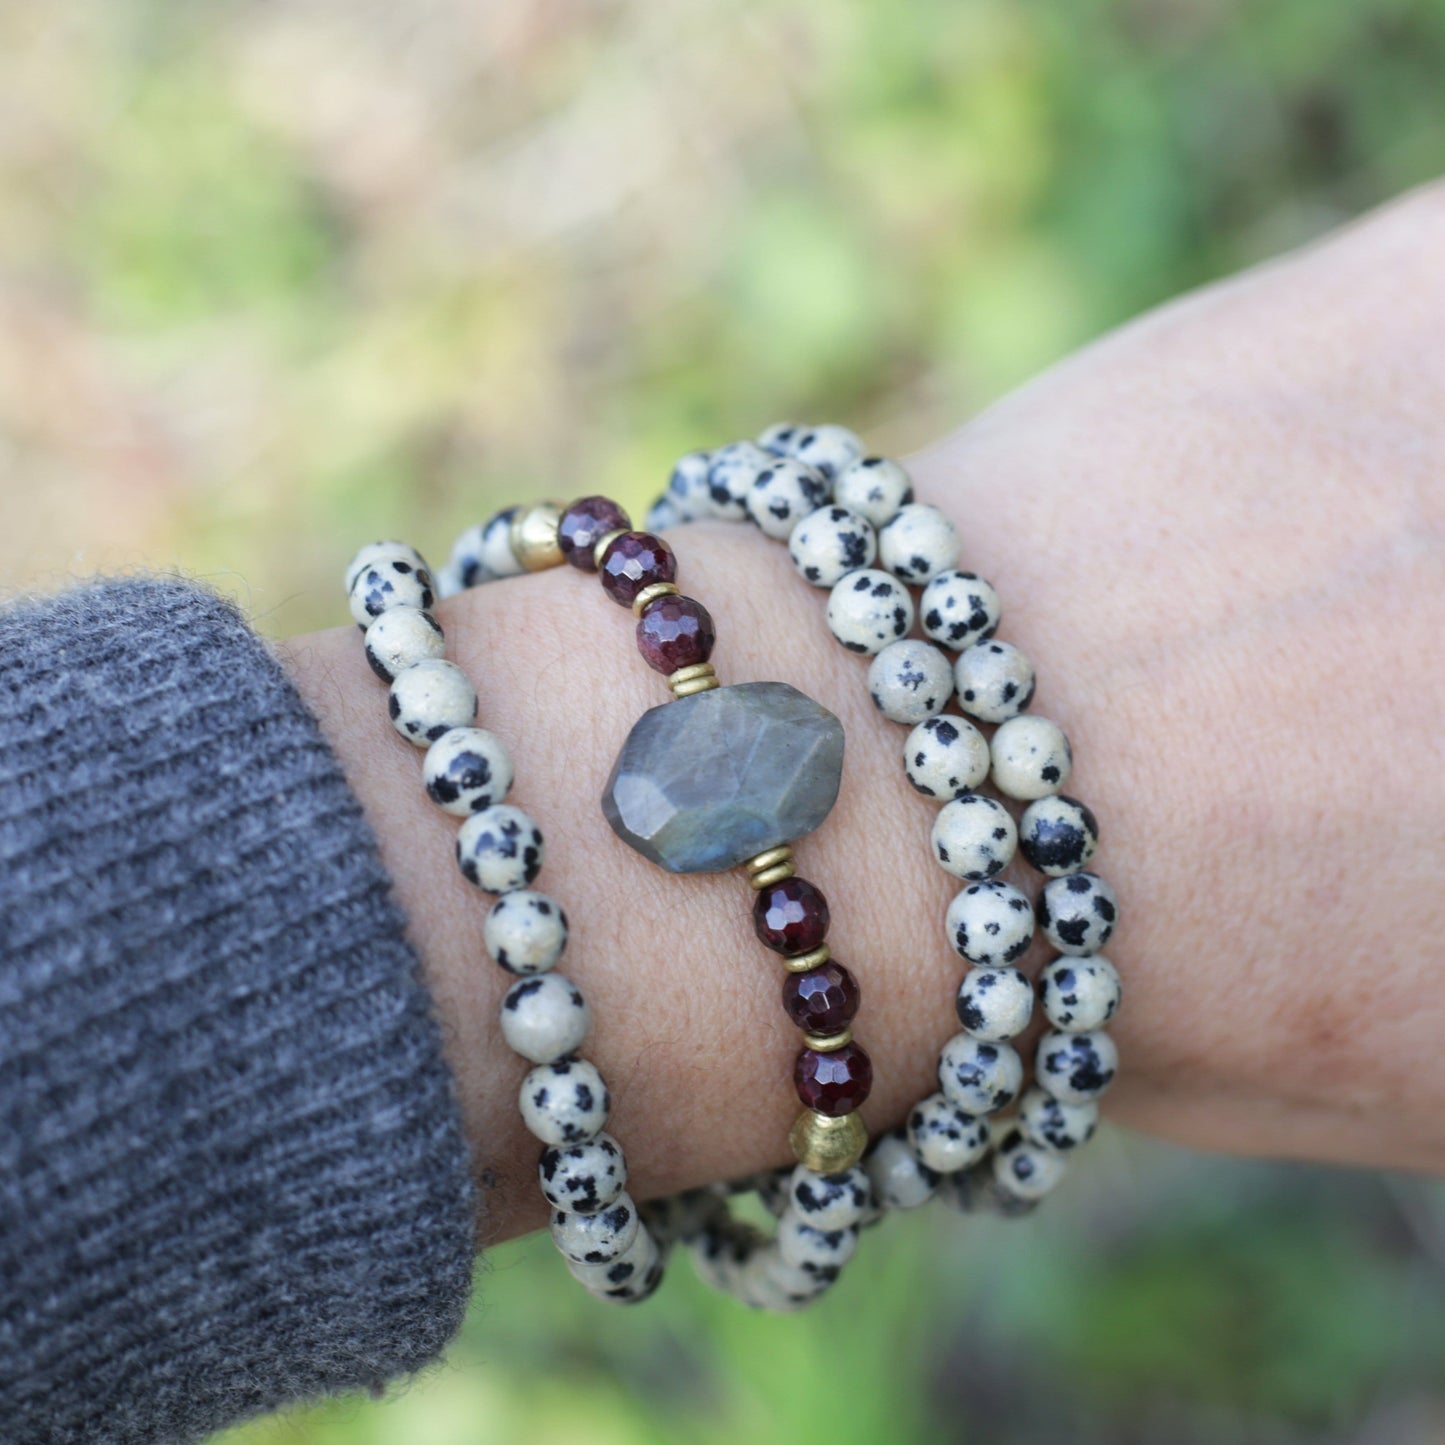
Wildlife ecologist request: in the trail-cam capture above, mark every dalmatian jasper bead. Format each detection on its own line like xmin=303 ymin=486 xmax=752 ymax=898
xmin=786 ymin=423 xmax=864 ymax=483
xmin=1018 ymin=1086 xmax=1099 ymax=1152
xmin=993 ymin=1126 xmax=1069 ymax=1201
xmin=919 ymin=569 xmax=1002 ymax=653
xmin=388 ymin=659 xmax=477 ymax=746
xmin=832 ymin=456 xmax=913 ymax=529
xmin=938 ymin=1033 xmax=1024 ymax=1114
xmin=363 ymin=606 xmax=445 ymax=683
xmin=746 ymin=458 xmax=830 ymax=540
xmin=346 ymin=540 xmax=427 ymax=597
xmin=567 ymin=1224 xmax=661 ymax=1300
xmin=955 ymin=966 xmax=1034 ymax=1042
xmin=539 ymin=1132 xmax=628 ymax=1214
xmin=450 ymin=507 xmax=526 ymax=589
xmin=906 ymin=1090 xmax=990 ymax=1174
xmin=706 ymin=440 xmax=771 ymax=520
xmin=751 ymin=1249 xmax=837 ymax=1311
xmin=826 ymin=569 xmax=915 ymax=655
xmin=787 ymin=1164 xmax=872 ymax=1231
xmin=645 ymin=496 xmax=682 ymax=532
xmin=1038 ymin=870 xmax=1117 ymax=955
xmin=483 ymin=889 xmax=568 ymax=974
xmin=864 ymin=1129 xmax=938 ymax=1209
xmin=1039 ymin=955 xmax=1121 ymax=1032
xmin=665 ymin=448 xmax=714 ymax=520
xmin=991 ymin=714 xmax=1073 ymax=801
xmin=1036 ymin=1028 xmax=1119 ymax=1105
xmin=519 ymin=1057 xmax=610 ymax=1145
xmin=641 ymin=1188 xmax=725 ymax=1247
xmin=877 ymin=502 xmax=960 ymax=584
xmin=550 ymin=1191 xmax=640 ymax=1264
xmin=903 ymin=714 xmax=990 ymax=799
xmin=689 ymin=1217 xmax=762 ymax=1294
xmin=348 ymin=553 xmax=437 ymax=629
xmin=775 ymin=1209 xmax=861 ymax=1272
xmin=456 ymin=803 xmax=544 ymax=893
xmin=1019 ymin=794 xmax=1099 ymax=877
xmin=954 ymin=640 xmax=1037 ymax=724
xmin=945 ymin=879 xmax=1035 ymax=966
xmin=423 ymin=726 xmax=513 ymax=816
xmin=931 ymin=792 xmax=1017 ymax=882
xmin=757 ymin=420 xmax=803 ymax=456
xmin=787 ymin=505 xmax=877 ymax=588
xmin=867 ymin=638 xmax=954 ymax=725
xmin=500 ymin=973 xmax=591 ymax=1064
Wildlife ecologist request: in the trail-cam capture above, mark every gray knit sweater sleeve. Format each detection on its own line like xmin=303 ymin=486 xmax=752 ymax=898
xmin=0 ymin=575 xmax=478 ymax=1444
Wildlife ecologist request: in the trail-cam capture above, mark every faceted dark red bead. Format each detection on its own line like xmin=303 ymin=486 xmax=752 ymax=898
xmin=635 ymin=595 xmax=716 ymax=673
xmin=599 ymin=531 xmax=677 ymax=607
xmin=782 ymin=961 xmax=860 ymax=1035
xmin=558 ymin=495 xmax=632 ymax=571
xmin=794 ymin=1041 xmax=873 ymax=1116
xmin=752 ymin=877 xmax=829 ymax=956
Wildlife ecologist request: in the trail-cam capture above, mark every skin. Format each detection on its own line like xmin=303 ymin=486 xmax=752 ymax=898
xmin=278 ymin=182 xmax=1445 ymax=1247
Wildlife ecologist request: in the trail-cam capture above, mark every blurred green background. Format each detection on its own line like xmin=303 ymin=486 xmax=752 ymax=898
xmin=3 ymin=1 xmax=1444 ymax=1441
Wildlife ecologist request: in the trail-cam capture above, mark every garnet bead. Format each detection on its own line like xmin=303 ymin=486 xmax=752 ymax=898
xmin=636 ymin=595 xmax=716 ymax=674
xmin=558 ymin=496 xmax=631 ymax=571
xmin=599 ymin=531 xmax=677 ymax=607
xmin=794 ymin=1041 xmax=873 ymax=1116
xmin=752 ymin=877 xmax=830 ymax=956
xmin=782 ymin=961 xmax=860 ymax=1035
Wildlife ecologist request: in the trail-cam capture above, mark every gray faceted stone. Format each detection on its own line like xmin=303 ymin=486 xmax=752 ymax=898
xmin=602 ymin=681 xmax=845 ymax=873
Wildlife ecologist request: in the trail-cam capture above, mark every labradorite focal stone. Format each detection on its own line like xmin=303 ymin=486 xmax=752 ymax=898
xmin=602 ymin=681 xmax=845 ymax=873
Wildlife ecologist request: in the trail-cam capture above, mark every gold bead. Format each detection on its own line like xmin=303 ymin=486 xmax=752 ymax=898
xmin=592 ymin=528 xmax=628 ymax=570
xmin=510 ymin=503 xmax=565 ymax=572
xmin=745 ymin=846 xmax=793 ymax=876
xmin=632 ymin=581 xmax=680 ymax=616
xmin=803 ymin=1028 xmax=853 ymax=1052
xmin=668 ymin=663 xmax=720 ymax=698
xmin=784 ymin=943 xmax=831 ymax=974
xmin=748 ymin=860 xmax=796 ymax=889
xmin=789 ymin=1109 xmax=868 ymax=1174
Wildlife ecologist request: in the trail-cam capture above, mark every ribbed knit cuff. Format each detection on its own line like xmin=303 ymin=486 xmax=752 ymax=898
xmin=0 ymin=575 xmax=477 ymax=1445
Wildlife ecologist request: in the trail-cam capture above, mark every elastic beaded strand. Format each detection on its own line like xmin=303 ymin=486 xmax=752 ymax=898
xmin=342 ymin=539 xmax=664 ymax=1305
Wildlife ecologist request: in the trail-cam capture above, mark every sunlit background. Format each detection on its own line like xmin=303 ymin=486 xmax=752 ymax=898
xmin=4 ymin=2 xmax=1445 ymax=1441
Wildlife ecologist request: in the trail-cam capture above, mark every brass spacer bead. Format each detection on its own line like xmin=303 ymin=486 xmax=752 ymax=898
xmin=632 ymin=581 xmax=680 ymax=617
xmin=784 ymin=943 xmax=831 ymax=974
xmin=803 ymin=1028 xmax=854 ymax=1053
xmin=510 ymin=502 xmax=566 ymax=572
xmin=748 ymin=860 xmax=796 ymax=889
xmin=745 ymin=846 xmax=794 ymax=876
xmin=668 ymin=663 xmax=720 ymax=699
xmin=592 ymin=528 xmax=628 ymax=569
xmin=789 ymin=1109 xmax=868 ymax=1175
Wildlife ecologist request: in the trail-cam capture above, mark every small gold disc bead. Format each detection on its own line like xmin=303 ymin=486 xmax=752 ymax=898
xmin=631 ymin=581 xmax=680 ymax=617
xmin=790 ymin=1109 xmax=868 ymax=1174
xmin=668 ymin=662 xmax=720 ymax=698
xmin=510 ymin=502 xmax=566 ymax=572
xmin=803 ymin=1028 xmax=854 ymax=1053
xmin=744 ymin=845 xmax=796 ymax=890
xmin=592 ymin=528 xmax=629 ymax=570
xmin=784 ymin=943 xmax=831 ymax=974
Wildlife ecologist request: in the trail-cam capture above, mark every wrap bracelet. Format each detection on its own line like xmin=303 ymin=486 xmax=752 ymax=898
xmin=650 ymin=423 xmax=1123 ymax=1216
xmin=444 ymin=497 xmax=880 ymax=1312
xmin=345 ymin=541 xmax=667 ymax=1304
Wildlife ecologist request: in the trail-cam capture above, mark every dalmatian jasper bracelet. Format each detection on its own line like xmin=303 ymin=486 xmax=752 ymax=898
xmin=648 ymin=423 xmax=1122 ymax=1217
xmin=440 ymin=500 xmax=882 ymax=1312
xmin=345 ymin=541 xmax=666 ymax=1304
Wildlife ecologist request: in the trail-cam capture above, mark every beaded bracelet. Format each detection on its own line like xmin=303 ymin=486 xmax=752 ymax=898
xmin=646 ymin=424 xmax=1122 ymax=1216
xmin=344 ymin=542 xmax=667 ymax=1303
xmin=441 ymin=502 xmax=881 ymax=1311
